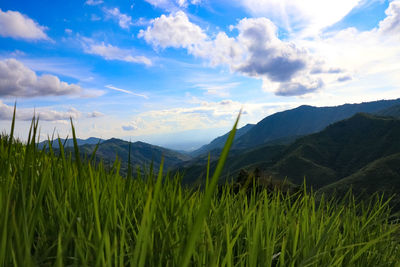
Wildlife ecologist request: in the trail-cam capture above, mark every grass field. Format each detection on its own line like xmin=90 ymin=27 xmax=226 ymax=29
xmin=1 ymin=112 xmax=400 ymax=266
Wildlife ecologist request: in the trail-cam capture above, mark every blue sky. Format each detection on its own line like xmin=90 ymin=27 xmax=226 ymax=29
xmin=0 ymin=0 xmax=399 ymax=150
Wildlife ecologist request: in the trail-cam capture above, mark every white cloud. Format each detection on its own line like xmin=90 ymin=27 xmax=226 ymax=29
xmin=138 ymin=11 xmax=207 ymax=50
xmin=296 ymin=0 xmax=400 ymax=90
xmin=85 ymin=0 xmax=104 ymax=5
xmin=105 ymin=85 xmax=149 ymax=98
xmin=378 ymin=0 xmax=400 ymax=34
xmin=103 ymin=7 xmax=132 ymax=29
xmin=119 ymin=99 xmax=300 ymax=136
xmin=82 ymin=39 xmax=152 ymax=65
xmin=0 ymin=101 xmax=81 ymax=121
xmin=144 ymin=0 xmax=200 ymax=10
xmin=0 ymin=58 xmax=82 ymax=97
xmin=140 ymin=12 xmax=330 ymax=96
xmin=121 ymin=99 xmax=242 ymax=134
xmin=238 ymin=0 xmax=361 ymax=36
xmin=0 ymin=9 xmax=49 ymax=40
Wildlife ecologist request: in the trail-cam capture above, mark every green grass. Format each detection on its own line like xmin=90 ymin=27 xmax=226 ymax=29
xmin=1 ymin=112 xmax=400 ymax=266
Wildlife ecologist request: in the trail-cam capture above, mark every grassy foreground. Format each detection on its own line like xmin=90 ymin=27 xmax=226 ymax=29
xmin=1 ymin=115 xmax=400 ymax=266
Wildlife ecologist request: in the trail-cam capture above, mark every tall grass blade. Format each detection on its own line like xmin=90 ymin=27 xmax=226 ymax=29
xmin=181 ymin=112 xmax=241 ymax=267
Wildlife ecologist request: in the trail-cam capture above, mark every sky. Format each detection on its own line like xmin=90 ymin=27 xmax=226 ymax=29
xmin=0 ymin=0 xmax=399 ymax=150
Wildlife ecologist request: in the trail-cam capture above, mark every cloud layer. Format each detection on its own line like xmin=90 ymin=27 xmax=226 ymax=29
xmin=238 ymin=0 xmax=361 ymax=35
xmin=82 ymin=39 xmax=152 ymax=66
xmin=0 ymin=59 xmax=82 ymax=97
xmin=0 ymin=9 xmax=48 ymax=40
xmin=140 ymin=12 xmax=332 ymax=96
xmin=0 ymin=101 xmax=81 ymax=121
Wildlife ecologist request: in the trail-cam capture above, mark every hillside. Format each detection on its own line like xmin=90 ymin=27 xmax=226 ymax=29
xmin=76 ymin=138 xmax=192 ymax=172
xmin=376 ymin=104 xmax=400 ymax=118
xmin=234 ymin=98 xmax=400 ymax=150
xmin=38 ymin=137 xmax=103 ymax=149
xmin=190 ymin=123 xmax=254 ymax=156
xmin=252 ymin=113 xmax=400 ymax=188
xmin=317 ymin=153 xmax=400 ymax=209
xmin=181 ymin=143 xmax=286 ymax=184
xmin=180 ymin=113 xmax=400 ymax=191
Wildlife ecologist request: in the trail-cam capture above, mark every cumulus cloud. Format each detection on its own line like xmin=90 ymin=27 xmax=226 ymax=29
xmin=85 ymin=0 xmax=103 ymax=5
xmin=82 ymin=39 xmax=152 ymax=65
xmin=297 ymin=0 xmax=400 ymax=90
xmin=0 ymin=9 xmax=49 ymax=40
xmin=378 ymin=1 xmax=400 ymax=34
xmin=138 ymin=11 xmax=207 ymax=50
xmin=103 ymin=7 xmax=132 ymax=29
xmin=0 ymin=58 xmax=82 ymax=97
xmin=274 ymin=78 xmax=323 ymax=96
xmin=140 ymin=12 xmax=328 ymax=96
xmin=235 ymin=18 xmax=310 ymax=82
xmin=0 ymin=101 xmax=81 ymax=121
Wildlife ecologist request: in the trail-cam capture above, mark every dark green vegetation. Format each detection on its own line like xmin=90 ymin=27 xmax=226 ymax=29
xmin=77 ymin=138 xmax=191 ymax=172
xmin=233 ymin=98 xmax=400 ymax=150
xmin=38 ymin=137 xmax=103 ymax=149
xmin=191 ymin=123 xmax=255 ymax=156
xmin=41 ymin=137 xmax=191 ymax=174
xmin=181 ymin=113 xmax=400 ymax=211
xmin=1 ymin=112 xmax=400 ymax=266
xmin=192 ymin=98 xmax=400 ymax=156
xmin=257 ymin=113 xmax=400 ymax=187
xmin=319 ymin=152 xmax=400 ymax=209
xmin=377 ymin=104 xmax=400 ymax=118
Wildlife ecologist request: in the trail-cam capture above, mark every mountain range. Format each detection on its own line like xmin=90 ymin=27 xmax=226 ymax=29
xmin=178 ymin=112 xmax=400 ymax=209
xmin=39 ymin=99 xmax=400 ymax=203
xmin=38 ymin=137 xmax=103 ymax=149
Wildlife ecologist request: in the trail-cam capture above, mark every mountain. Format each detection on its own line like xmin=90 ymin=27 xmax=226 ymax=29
xmin=190 ymin=123 xmax=255 ymax=157
xmin=78 ymin=138 xmax=192 ymax=172
xmin=233 ymin=98 xmax=400 ymax=150
xmin=180 ymin=143 xmax=286 ymax=184
xmin=376 ymin=104 xmax=400 ymax=118
xmin=180 ymin=113 xmax=400 ymax=193
xmin=39 ymin=137 xmax=103 ymax=149
xmin=317 ymin=153 xmax=400 ymax=209
xmin=244 ymin=113 xmax=400 ymax=188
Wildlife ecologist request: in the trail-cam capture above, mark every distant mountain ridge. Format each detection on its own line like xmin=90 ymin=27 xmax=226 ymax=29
xmin=179 ymin=112 xmax=400 ymax=206
xmin=257 ymin=113 xmax=400 ymax=188
xmin=38 ymin=137 xmax=103 ymax=149
xmin=39 ymin=137 xmax=192 ymax=174
xmin=376 ymin=104 xmax=400 ymax=118
xmin=78 ymin=138 xmax=192 ymax=172
xmin=234 ymin=98 xmax=400 ymax=150
xmin=190 ymin=123 xmax=254 ymax=156
xmin=191 ymin=98 xmax=400 ymax=157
